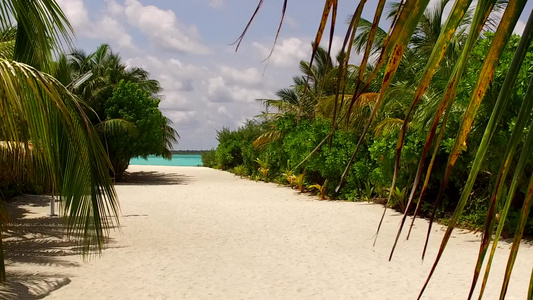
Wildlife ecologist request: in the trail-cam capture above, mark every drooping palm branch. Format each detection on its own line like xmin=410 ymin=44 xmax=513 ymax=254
xmin=0 ymin=0 xmax=120 ymax=281
xmin=237 ymin=0 xmax=533 ymax=298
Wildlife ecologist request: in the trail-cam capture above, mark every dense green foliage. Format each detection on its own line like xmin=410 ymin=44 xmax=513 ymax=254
xmin=51 ymin=44 xmax=178 ymax=181
xmin=105 ymin=81 xmax=173 ymax=180
xmin=205 ymin=32 xmax=533 ymax=236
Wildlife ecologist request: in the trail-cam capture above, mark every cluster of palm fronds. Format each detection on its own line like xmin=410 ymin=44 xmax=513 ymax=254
xmin=0 ymin=0 xmax=122 ymax=281
xmin=0 ymin=0 xmax=177 ymax=282
xmin=238 ymin=0 xmax=533 ymax=298
xmin=52 ymin=44 xmax=178 ymax=180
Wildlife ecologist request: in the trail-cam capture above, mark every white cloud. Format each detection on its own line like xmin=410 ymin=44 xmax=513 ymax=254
xmin=253 ymin=38 xmax=309 ymax=67
xmin=56 ymin=0 xmax=135 ymax=49
xmin=207 ymin=76 xmax=230 ymax=102
xmin=209 ymin=0 xmax=223 ymax=9
xmin=159 ymin=92 xmax=193 ymax=111
xmin=319 ymin=36 xmax=346 ymax=62
xmin=55 ymin=0 xmax=90 ymax=29
xmin=166 ymin=111 xmax=199 ymax=130
xmin=219 ymin=65 xmax=262 ymax=86
xmin=217 ymin=106 xmax=231 ymax=117
xmin=205 ymin=66 xmax=271 ymax=104
xmin=285 ymin=16 xmax=299 ymax=28
xmin=253 ymin=36 xmax=358 ymax=68
xmin=121 ymin=54 xmax=273 ymax=148
xmin=124 ymin=0 xmax=210 ymax=54
xmin=93 ymin=16 xmax=135 ymax=49
xmin=105 ymin=0 xmax=123 ymax=16
xmin=55 ymin=1 xmax=301 ymax=149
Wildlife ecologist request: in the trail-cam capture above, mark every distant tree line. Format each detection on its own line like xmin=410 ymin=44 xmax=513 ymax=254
xmin=172 ymin=150 xmax=210 ymax=155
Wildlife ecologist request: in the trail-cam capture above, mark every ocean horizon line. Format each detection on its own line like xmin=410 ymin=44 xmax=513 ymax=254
xmin=130 ymin=154 xmax=203 ymax=167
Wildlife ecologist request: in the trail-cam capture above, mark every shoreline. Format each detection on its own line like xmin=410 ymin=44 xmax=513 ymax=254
xmin=2 ymin=165 xmax=532 ymax=299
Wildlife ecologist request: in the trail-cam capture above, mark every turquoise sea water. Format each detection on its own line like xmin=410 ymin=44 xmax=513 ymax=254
xmin=129 ymin=154 xmax=203 ymax=166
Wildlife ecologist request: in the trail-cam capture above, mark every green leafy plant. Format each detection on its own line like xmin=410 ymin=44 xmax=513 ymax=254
xmin=201 ymin=150 xmax=217 ymax=168
xmin=255 ymin=157 xmax=270 ymax=182
xmin=294 ymin=172 xmax=306 ymax=193
xmin=389 ymin=186 xmax=408 ymax=213
xmin=233 ymin=165 xmax=247 ymax=178
xmin=361 ymin=181 xmax=374 ymax=202
xmin=281 ymin=160 xmax=294 ymax=185
xmin=309 ymin=179 xmax=329 ymax=200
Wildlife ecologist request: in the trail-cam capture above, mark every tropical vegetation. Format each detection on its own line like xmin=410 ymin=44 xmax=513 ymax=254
xmin=52 ymin=44 xmax=178 ymax=181
xmin=207 ymin=0 xmax=533 ymax=298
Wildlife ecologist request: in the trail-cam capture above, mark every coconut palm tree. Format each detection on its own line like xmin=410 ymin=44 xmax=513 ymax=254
xmin=51 ymin=44 xmax=178 ymax=180
xmin=58 ymin=44 xmax=160 ymax=122
xmin=0 ymin=0 xmax=119 ymax=281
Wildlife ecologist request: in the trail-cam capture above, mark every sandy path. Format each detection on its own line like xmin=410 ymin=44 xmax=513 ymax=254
xmin=4 ymin=165 xmax=532 ymax=299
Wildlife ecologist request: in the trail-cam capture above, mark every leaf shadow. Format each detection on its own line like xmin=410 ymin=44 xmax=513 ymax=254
xmin=116 ymin=171 xmax=193 ymax=186
xmin=0 ymin=195 xmax=120 ymax=299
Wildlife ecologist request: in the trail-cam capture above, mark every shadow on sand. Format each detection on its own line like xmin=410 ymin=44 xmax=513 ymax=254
xmin=0 ymin=195 xmax=120 ymax=299
xmin=117 ymin=171 xmax=193 ymax=186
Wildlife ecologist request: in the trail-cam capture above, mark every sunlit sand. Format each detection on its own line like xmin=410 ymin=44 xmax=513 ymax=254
xmin=3 ymin=165 xmax=532 ymax=299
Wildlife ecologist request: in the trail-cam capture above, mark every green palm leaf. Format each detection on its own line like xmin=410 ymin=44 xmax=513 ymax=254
xmin=387 ymin=0 xmax=476 ymax=258
xmin=253 ymin=130 xmax=282 ymax=149
xmin=96 ymin=119 xmax=140 ymax=137
xmin=402 ymin=0 xmax=499 ymax=259
xmin=461 ymin=9 xmax=533 ymax=298
xmin=2 ymin=0 xmax=73 ymax=70
xmin=336 ymin=0 xmax=432 ymax=193
xmin=0 ymin=59 xmax=120 ymax=261
xmin=418 ymin=1 xmax=528 ymax=297
xmin=527 ymin=268 xmax=533 ymax=300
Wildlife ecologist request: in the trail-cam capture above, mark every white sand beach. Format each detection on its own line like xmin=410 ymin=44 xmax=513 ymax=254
xmin=3 ymin=165 xmax=532 ymax=299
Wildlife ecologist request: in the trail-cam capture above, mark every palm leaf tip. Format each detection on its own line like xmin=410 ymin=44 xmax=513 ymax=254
xmin=528 ymin=267 xmax=533 ymax=300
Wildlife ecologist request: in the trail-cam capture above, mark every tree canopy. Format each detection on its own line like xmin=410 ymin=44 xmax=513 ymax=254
xmin=105 ymin=80 xmax=177 ymax=180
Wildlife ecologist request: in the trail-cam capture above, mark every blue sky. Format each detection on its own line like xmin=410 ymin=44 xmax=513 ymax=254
xmin=55 ymin=0 xmax=533 ymax=150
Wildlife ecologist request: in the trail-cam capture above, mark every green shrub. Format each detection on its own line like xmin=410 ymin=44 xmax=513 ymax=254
xmin=201 ymin=149 xmax=217 ymax=168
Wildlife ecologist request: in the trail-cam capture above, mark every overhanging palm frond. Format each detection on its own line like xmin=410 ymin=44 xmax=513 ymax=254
xmin=316 ymin=92 xmax=378 ymax=130
xmin=96 ymin=119 xmax=140 ymax=137
xmin=253 ymin=130 xmax=283 ymax=149
xmin=238 ymin=1 xmax=532 ymax=298
xmin=162 ymin=117 xmax=179 ymax=160
xmin=0 ymin=26 xmax=16 ymax=60
xmin=3 ymin=0 xmax=73 ymax=70
xmin=351 ymin=17 xmax=387 ymax=56
xmin=529 ymin=269 xmax=533 ymax=299
xmin=0 ymin=58 xmax=120 ymax=260
xmin=374 ymin=118 xmax=405 ymax=138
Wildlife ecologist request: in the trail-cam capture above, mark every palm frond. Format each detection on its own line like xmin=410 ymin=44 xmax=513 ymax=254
xmin=0 ymin=59 xmax=120 ymax=262
xmin=374 ymin=118 xmax=405 ymax=138
xmin=419 ymin=1 xmax=528 ymax=297
xmin=253 ymin=130 xmax=282 ymax=149
xmin=3 ymin=0 xmax=73 ymax=70
xmin=96 ymin=118 xmax=139 ymax=137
